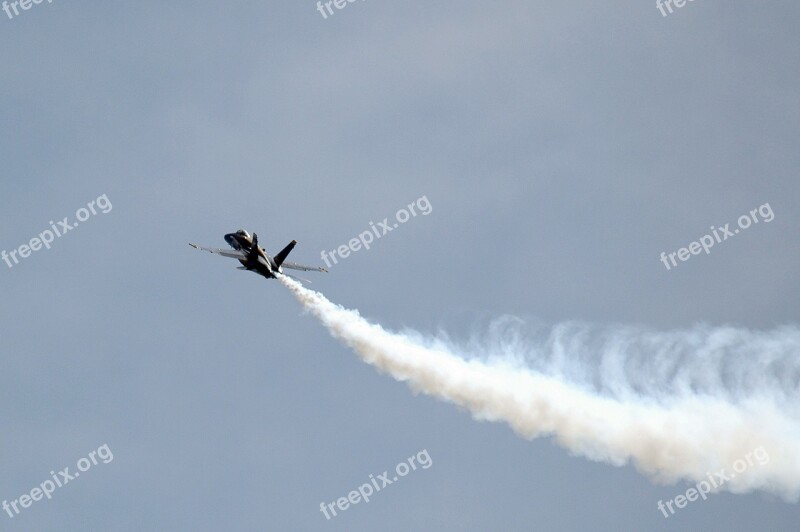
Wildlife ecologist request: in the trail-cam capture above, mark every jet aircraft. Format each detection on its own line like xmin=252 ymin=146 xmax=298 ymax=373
xmin=190 ymin=229 xmax=327 ymax=282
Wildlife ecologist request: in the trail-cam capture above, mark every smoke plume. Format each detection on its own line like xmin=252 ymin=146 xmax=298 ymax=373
xmin=278 ymin=275 xmax=800 ymax=499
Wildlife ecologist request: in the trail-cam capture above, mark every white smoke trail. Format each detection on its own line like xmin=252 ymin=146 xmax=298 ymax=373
xmin=278 ymin=275 xmax=800 ymax=499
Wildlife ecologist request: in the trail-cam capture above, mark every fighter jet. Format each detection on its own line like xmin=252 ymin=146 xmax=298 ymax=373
xmin=190 ymin=229 xmax=327 ymax=282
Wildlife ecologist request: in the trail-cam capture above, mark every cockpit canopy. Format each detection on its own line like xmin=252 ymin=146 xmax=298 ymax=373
xmin=236 ymin=229 xmax=251 ymax=240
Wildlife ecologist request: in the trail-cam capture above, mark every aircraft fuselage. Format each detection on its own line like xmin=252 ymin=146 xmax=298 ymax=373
xmin=224 ymin=231 xmax=279 ymax=279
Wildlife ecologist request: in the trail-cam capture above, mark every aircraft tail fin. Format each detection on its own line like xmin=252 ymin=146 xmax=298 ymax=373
xmin=274 ymin=240 xmax=297 ymax=268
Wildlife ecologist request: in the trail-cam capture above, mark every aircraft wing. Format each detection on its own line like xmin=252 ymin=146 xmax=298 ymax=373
xmin=281 ymin=261 xmax=328 ymax=273
xmin=189 ymin=243 xmax=245 ymax=259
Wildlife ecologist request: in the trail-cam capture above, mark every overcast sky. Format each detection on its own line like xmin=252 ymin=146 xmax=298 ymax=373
xmin=1 ymin=1 xmax=799 ymax=530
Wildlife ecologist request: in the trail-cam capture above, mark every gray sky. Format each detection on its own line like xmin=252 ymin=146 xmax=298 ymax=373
xmin=1 ymin=1 xmax=798 ymax=530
